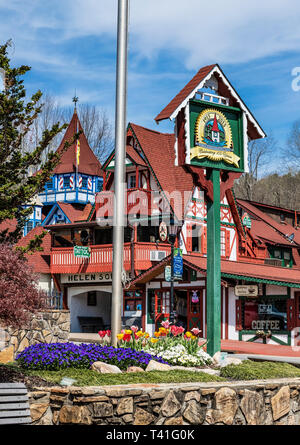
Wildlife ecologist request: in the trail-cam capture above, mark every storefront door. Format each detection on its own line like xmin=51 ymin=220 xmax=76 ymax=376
xmin=154 ymin=290 xmax=170 ymax=330
xmin=187 ymin=289 xmax=202 ymax=331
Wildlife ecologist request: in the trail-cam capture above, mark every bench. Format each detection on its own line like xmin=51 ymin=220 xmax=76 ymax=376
xmin=0 ymin=383 xmax=31 ymax=425
xmin=78 ymin=316 xmax=104 ymax=333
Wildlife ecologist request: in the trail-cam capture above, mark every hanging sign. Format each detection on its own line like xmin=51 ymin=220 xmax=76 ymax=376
xmin=73 ymin=245 xmax=91 ymax=259
xmin=159 ymin=221 xmax=168 ymax=242
xmin=188 ymin=101 xmax=244 ymax=172
xmin=234 ymin=285 xmax=258 ymax=297
xmin=164 ymin=265 xmax=171 ymax=282
xmin=173 ymin=248 xmax=183 ymax=280
xmin=191 ymin=291 xmax=199 ymax=304
xmin=242 ymin=212 xmax=252 ymax=229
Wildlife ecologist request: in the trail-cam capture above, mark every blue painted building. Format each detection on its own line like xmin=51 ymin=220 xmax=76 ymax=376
xmin=24 ymin=110 xmax=103 ymax=234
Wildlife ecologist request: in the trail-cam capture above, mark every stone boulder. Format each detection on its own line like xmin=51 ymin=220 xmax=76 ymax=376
xmin=91 ymin=361 xmax=122 ymax=374
xmin=145 ymin=360 xmax=171 ymax=372
xmin=127 ymin=366 xmax=144 ymax=373
xmin=213 ymin=351 xmax=243 ymax=367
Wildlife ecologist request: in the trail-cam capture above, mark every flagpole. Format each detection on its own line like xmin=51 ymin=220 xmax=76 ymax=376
xmin=111 ymin=0 xmax=129 ymax=347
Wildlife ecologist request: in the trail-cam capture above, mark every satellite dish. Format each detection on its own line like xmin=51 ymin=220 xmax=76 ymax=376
xmin=286 ymin=233 xmax=295 ymax=243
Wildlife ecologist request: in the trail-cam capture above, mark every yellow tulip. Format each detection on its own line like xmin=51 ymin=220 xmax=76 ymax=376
xmin=117 ymin=334 xmax=124 ymax=340
xmin=150 ymin=338 xmax=159 ymax=343
xmin=154 ymin=331 xmax=160 ymax=338
xmin=145 ymin=333 xmax=149 ymax=338
xmin=185 ymin=331 xmax=192 ymax=338
xmin=125 ymin=330 xmax=132 ymax=335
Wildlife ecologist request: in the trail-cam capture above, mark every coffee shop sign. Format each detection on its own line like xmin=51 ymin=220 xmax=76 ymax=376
xmin=251 ymin=320 xmax=280 ymax=330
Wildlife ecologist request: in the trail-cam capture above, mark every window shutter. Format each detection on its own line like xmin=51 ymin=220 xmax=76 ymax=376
xmin=201 ymin=226 xmax=207 ymax=254
xmin=186 ymin=224 xmax=192 ymax=253
xmin=235 ymin=300 xmax=243 ymax=331
xmin=225 ymin=230 xmax=231 ymax=258
xmin=287 ymin=299 xmax=296 ymax=331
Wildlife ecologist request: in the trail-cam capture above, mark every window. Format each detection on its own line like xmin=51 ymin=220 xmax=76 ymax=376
xmin=127 ymin=173 xmax=136 ymax=189
xmin=81 ymin=176 xmax=88 ymax=189
xmin=242 ymin=298 xmax=287 ymax=331
xmin=97 ymin=179 xmax=103 ymax=192
xmin=221 ymin=230 xmax=226 ymax=257
xmin=192 ymin=224 xmax=202 ymax=252
xmin=87 ymin=291 xmax=97 ymax=306
xmin=45 ymin=178 xmax=53 ymax=190
xmin=124 ymin=291 xmax=142 ymax=312
xmin=63 ymin=176 xmax=70 ymax=189
xmin=25 ymin=221 xmax=33 ymax=234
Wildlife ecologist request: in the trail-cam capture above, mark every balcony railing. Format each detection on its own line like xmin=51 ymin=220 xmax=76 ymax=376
xmin=50 ymin=242 xmax=171 ymax=274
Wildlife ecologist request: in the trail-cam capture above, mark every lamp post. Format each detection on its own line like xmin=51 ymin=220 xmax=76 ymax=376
xmin=111 ymin=0 xmax=129 ymax=347
xmin=168 ymin=224 xmax=178 ymax=325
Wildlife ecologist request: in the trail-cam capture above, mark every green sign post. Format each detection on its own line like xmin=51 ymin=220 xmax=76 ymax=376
xmin=206 ymin=168 xmax=221 ymax=356
xmin=155 ymin=65 xmax=265 ymax=356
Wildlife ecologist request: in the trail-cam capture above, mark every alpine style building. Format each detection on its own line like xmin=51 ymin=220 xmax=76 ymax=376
xmin=15 ymin=65 xmax=300 ymax=349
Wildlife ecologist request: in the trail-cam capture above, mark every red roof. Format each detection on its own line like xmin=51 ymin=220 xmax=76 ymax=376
xmin=237 ymin=199 xmax=300 ymax=246
xmin=56 ymin=202 xmax=86 ymax=223
xmin=16 ymin=226 xmax=51 ymax=274
xmin=130 ymin=253 xmax=300 ymax=287
xmin=250 ymin=219 xmax=294 ymax=247
xmin=155 ymin=64 xmax=216 ymax=122
xmin=0 ymin=218 xmax=18 ymax=234
xmin=130 ymin=123 xmax=194 ymax=220
xmin=183 ymin=254 xmax=300 ymax=286
xmin=53 ymin=111 xmax=103 ymax=177
xmin=126 ymin=145 xmax=147 ymax=167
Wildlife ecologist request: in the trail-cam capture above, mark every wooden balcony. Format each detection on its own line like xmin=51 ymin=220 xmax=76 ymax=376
xmin=50 ymin=242 xmax=171 ymax=274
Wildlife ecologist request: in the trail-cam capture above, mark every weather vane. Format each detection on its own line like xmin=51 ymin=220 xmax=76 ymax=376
xmin=72 ymin=92 xmax=79 ymax=110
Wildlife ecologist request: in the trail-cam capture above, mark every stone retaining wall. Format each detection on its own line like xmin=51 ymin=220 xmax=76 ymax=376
xmin=0 ymin=310 xmax=70 ymax=362
xmin=29 ymin=378 xmax=300 ymax=425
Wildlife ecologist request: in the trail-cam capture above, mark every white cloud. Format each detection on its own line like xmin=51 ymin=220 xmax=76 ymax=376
xmin=2 ymin=0 xmax=300 ymax=70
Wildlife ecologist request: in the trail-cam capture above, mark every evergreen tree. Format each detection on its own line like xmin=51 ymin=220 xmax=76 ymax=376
xmin=0 ymin=42 xmax=73 ymax=248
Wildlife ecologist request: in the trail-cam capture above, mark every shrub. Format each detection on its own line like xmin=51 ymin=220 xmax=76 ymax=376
xmin=0 ymin=244 xmax=47 ymax=328
xmin=220 ymin=360 xmax=300 ymax=380
xmin=16 ymin=342 xmax=169 ymax=371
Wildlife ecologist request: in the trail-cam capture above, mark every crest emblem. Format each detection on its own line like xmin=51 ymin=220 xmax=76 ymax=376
xmin=191 ymin=108 xmax=240 ymax=168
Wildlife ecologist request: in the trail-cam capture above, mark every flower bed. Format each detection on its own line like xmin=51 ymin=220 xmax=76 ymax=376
xmin=116 ymin=322 xmax=212 ymax=367
xmin=16 ymin=343 xmax=169 ymax=371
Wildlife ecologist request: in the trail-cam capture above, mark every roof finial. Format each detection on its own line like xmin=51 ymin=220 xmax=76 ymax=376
xmin=72 ymin=92 xmax=79 ymax=112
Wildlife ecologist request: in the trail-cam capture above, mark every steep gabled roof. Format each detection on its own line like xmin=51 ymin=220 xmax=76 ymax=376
xmin=130 ymin=123 xmax=194 ymax=221
xmin=53 ymin=111 xmax=103 ymax=177
xmin=155 ymin=64 xmax=265 ymax=141
xmin=155 ymin=64 xmax=216 ymax=122
xmin=237 ymin=199 xmax=300 ymax=246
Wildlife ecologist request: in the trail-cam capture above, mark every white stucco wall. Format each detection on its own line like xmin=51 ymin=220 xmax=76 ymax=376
xmin=68 ymin=286 xmax=112 ymax=332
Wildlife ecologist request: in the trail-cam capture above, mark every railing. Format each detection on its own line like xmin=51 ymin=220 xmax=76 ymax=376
xmin=50 ymin=242 xmax=171 ymax=274
xmin=44 ymin=292 xmax=63 ymax=309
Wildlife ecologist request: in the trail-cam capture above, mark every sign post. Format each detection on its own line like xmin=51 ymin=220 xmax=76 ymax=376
xmin=206 ymin=168 xmax=221 ymax=356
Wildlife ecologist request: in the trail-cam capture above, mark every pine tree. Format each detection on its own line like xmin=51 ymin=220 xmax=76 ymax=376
xmin=0 ymin=42 xmax=73 ymax=248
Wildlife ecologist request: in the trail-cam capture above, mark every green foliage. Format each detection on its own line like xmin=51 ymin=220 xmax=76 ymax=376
xmin=220 ymin=360 xmax=300 ymax=380
xmin=25 ymin=367 xmax=225 ymax=386
xmin=0 ymin=42 xmax=73 ymax=246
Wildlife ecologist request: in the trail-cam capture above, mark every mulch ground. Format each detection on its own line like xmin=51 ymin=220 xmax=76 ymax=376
xmin=0 ymin=365 xmax=58 ymax=390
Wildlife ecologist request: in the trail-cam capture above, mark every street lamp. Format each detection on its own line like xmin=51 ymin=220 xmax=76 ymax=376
xmin=168 ymin=223 xmax=179 ymax=325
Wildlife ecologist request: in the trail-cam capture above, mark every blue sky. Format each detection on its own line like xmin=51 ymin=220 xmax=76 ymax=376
xmin=1 ymin=0 xmax=300 ymax=175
